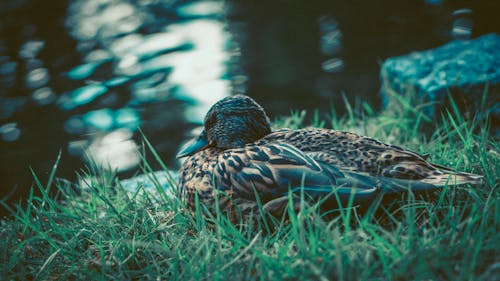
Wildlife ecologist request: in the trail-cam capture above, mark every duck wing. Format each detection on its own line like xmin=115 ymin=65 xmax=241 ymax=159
xmin=265 ymin=128 xmax=482 ymax=185
xmin=213 ymin=142 xmax=438 ymax=207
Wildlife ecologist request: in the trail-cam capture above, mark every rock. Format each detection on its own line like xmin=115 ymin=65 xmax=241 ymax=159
xmin=380 ymin=33 xmax=500 ymax=124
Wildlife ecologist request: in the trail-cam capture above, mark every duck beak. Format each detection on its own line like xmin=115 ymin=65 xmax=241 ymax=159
xmin=176 ymin=132 xmax=210 ymax=158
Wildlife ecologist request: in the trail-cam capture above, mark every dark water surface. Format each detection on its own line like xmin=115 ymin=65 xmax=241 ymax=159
xmin=0 ymin=0 xmax=498 ymax=212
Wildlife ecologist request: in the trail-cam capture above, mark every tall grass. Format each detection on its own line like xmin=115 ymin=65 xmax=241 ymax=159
xmin=1 ymin=95 xmax=498 ymax=280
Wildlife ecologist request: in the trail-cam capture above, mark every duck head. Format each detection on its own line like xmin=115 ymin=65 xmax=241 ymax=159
xmin=177 ymin=95 xmax=272 ymax=158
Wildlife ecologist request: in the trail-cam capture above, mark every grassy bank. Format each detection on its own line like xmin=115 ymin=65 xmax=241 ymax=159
xmin=1 ymin=96 xmax=499 ymax=280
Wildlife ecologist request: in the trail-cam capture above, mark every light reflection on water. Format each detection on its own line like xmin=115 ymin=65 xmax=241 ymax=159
xmin=62 ymin=0 xmax=232 ymax=172
xmin=85 ymin=129 xmax=140 ymax=172
xmin=0 ymin=123 xmax=21 ymax=142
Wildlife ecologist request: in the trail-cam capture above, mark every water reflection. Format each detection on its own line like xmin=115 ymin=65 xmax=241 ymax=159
xmin=86 ymin=129 xmax=140 ymax=172
xmin=58 ymin=84 xmax=109 ymax=110
xmin=25 ymin=67 xmax=50 ymax=89
xmin=61 ymin=0 xmax=233 ymax=172
xmin=321 ymin=58 xmax=344 ymax=74
xmin=452 ymin=9 xmax=473 ymax=40
xmin=32 ymin=87 xmax=56 ymax=105
xmin=0 ymin=123 xmax=21 ymax=142
xmin=19 ymin=40 xmax=45 ymax=59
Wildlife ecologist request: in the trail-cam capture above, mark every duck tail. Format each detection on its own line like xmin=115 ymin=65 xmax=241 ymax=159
xmin=420 ymin=168 xmax=483 ymax=186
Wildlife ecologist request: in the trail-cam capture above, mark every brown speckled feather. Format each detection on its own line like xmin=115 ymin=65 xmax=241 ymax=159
xmin=263 ymin=128 xmax=482 ymax=185
xmin=179 ymin=142 xmax=334 ymax=208
xmin=178 ymin=140 xmax=442 ymax=212
xmin=178 ymin=148 xmax=220 ymax=208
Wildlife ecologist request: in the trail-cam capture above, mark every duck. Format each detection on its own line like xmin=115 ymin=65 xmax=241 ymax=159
xmin=176 ymin=95 xmax=482 ymax=220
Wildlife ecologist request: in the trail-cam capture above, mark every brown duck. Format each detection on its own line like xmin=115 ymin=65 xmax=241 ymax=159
xmin=177 ymin=95 xmax=482 ymax=217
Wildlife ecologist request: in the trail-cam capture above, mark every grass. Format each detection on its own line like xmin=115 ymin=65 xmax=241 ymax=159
xmin=1 ymin=94 xmax=499 ymax=281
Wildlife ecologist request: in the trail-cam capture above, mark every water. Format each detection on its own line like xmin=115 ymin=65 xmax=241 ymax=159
xmin=0 ymin=0 xmax=498 ymax=212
